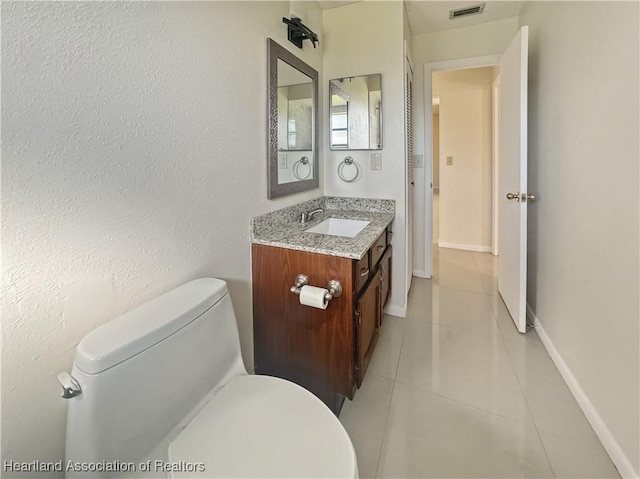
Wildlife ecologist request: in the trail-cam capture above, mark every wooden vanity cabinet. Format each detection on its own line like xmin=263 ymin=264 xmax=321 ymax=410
xmin=252 ymin=226 xmax=392 ymax=413
xmin=355 ymin=268 xmax=380 ymax=387
xmin=379 ymin=245 xmax=392 ymax=325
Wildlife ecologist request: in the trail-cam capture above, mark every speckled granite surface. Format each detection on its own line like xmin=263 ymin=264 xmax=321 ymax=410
xmin=324 ymin=196 xmax=394 ymax=213
xmin=251 ymin=196 xmax=395 ymax=260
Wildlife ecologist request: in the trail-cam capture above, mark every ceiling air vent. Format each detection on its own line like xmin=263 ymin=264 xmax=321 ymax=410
xmin=449 ymin=3 xmax=485 ymax=19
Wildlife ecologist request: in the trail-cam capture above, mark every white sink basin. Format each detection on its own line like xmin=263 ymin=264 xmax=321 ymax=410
xmin=305 ymin=218 xmax=370 ymax=238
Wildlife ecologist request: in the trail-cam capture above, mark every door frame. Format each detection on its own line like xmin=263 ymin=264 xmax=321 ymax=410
xmin=492 ymin=76 xmax=501 ymax=256
xmin=419 ymin=54 xmax=502 ymax=278
xmin=404 ymin=40 xmax=415 ymax=293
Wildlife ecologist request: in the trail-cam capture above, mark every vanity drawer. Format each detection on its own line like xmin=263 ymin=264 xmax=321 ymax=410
xmin=355 ymin=253 xmax=370 ymax=293
xmin=370 ymin=232 xmax=387 ymax=267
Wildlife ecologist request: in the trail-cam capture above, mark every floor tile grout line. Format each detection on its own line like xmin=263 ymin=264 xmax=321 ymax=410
xmin=468 ymin=249 xmax=561 ymax=476
xmin=471 ymin=250 xmax=558 ymax=476
xmin=430 ymin=282 xmax=498 ymax=298
xmin=406 ymin=249 xmax=551 ymax=438
xmin=503 ymin=360 xmax=559 ymax=478
xmin=471 ymin=250 xmax=501 ymax=298
xmin=384 ymin=249 xmax=557 ymax=478
xmin=392 ymin=375 xmax=537 ymax=429
xmin=372 ymin=247 xmax=615 ymax=477
xmin=373 ymin=325 xmax=406 ymax=479
xmin=441 ymin=248 xmax=558 ymax=476
xmin=495 ymin=304 xmax=559 ymax=479
xmin=391 ymin=319 xmax=407 ymax=383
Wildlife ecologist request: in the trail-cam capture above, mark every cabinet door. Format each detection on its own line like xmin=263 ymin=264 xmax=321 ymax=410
xmin=356 ymin=271 xmax=381 ymax=387
xmin=379 ymin=245 xmax=392 ymax=325
xmin=252 ymin=244 xmax=356 ymax=408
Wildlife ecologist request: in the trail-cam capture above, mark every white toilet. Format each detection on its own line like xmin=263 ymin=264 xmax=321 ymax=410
xmin=63 ymin=278 xmax=358 ymax=478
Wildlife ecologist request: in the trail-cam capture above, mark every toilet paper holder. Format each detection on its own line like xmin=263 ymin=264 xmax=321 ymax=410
xmin=290 ymin=274 xmax=343 ymax=302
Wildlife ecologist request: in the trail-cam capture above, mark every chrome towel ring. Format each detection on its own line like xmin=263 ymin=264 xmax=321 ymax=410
xmin=338 ymin=156 xmax=360 ymax=183
xmin=293 ymin=157 xmax=312 ymax=180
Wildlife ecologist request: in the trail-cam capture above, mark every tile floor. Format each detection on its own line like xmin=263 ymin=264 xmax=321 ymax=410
xmin=339 ymin=246 xmax=620 ymax=478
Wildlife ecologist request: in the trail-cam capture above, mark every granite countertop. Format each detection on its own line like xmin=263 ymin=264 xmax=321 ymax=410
xmin=251 ymin=197 xmax=395 ymax=260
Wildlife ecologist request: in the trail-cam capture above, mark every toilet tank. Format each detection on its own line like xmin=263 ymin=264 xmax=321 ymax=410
xmin=65 ymin=278 xmax=247 ymax=468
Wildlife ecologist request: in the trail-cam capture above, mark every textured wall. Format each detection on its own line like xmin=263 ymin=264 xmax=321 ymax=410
xmin=519 ymin=2 xmax=639 ymax=475
xmin=1 ymin=1 xmax=323 ymax=472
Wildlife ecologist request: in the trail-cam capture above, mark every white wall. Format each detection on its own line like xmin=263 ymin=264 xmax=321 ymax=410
xmin=519 ymin=2 xmax=639 ymax=476
xmin=434 ymin=67 xmax=493 ymax=251
xmin=323 ymin=0 xmax=408 ymax=315
xmin=1 ymin=1 xmax=323 ymax=473
xmin=412 ymin=17 xmax=518 ymax=273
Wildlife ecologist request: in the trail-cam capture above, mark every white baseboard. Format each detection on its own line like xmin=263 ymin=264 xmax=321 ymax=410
xmin=385 ymin=303 xmax=406 ymax=318
xmin=413 ymin=269 xmax=430 ymax=278
xmin=438 ymin=241 xmax=492 ymax=253
xmin=526 ymin=304 xmax=638 ymax=479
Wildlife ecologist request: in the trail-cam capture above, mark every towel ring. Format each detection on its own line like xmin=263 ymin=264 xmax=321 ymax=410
xmin=338 ymin=156 xmax=360 ymax=183
xmin=293 ymin=157 xmax=312 ymax=180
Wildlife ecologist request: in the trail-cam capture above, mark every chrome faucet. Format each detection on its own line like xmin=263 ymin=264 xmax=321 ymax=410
xmin=300 ymin=208 xmax=324 ymax=224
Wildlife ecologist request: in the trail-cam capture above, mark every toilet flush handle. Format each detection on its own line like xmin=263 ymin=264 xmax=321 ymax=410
xmin=57 ymin=371 xmax=82 ymax=399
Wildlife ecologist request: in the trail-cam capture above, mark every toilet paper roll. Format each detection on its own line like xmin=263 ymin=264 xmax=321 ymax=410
xmin=299 ymin=285 xmax=329 ymax=309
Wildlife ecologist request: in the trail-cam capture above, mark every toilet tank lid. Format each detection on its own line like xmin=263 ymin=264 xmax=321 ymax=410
xmin=75 ymin=278 xmax=229 ymax=375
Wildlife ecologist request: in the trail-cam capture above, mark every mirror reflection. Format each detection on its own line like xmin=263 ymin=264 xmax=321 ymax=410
xmin=278 ymin=60 xmax=313 ymax=184
xmin=267 ymin=38 xmax=318 ymax=199
xmin=330 ymin=74 xmax=382 ymax=150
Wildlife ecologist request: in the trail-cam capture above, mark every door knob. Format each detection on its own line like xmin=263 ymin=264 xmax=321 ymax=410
xmin=506 ymin=192 xmax=520 ymax=201
xmin=506 ymin=192 xmax=536 ymax=202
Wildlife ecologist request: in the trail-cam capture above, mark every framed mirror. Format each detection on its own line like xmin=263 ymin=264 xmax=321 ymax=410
xmin=267 ymin=39 xmax=319 ymax=199
xmin=329 ymin=74 xmax=382 ymax=150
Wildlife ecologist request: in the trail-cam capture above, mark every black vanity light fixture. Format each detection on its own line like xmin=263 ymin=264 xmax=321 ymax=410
xmin=282 ymin=17 xmax=319 ymax=49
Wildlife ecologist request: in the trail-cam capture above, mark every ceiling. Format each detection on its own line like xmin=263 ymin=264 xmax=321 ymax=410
xmin=317 ymin=1 xmax=525 ymax=35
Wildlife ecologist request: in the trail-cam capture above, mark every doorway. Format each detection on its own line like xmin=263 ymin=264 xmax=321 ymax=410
xmin=431 ymin=66 xmax=498 ymax=256
xmin=421 ymin=54 xmax=501 ymax=279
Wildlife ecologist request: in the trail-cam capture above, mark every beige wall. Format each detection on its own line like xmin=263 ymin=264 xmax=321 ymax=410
xmin=434 ymin=67 xmax=493 ymax=251
xmin=411 ymin=17 xmax=518 ymax=272
xmin=323 ymin=0 xmax=408 ymax=315
xmin=1 ymin=1 xmax=323 ymax=473
xmin=520 ymin=2 xmax=639 ymax=476
xmin=433 ymin=113 xmax=440 ymax=192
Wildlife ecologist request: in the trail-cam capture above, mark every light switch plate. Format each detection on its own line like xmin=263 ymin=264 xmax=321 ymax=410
xmin=446 ymin=156 xmax=453 ymax=166
xmin=414 ymin=154 xmax=424 ymax=168
xmin=371 ymin=153 xmax=382 ymax=170
xmin=279 ymin=154 xmax=287 ymax=169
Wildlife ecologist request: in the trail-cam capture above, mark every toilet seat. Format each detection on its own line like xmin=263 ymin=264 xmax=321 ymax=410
xmin=167 ymin=375 xmax=358 ymax=479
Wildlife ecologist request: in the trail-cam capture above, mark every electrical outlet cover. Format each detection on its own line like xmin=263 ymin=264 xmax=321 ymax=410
xmin=279 ymin=154 xmax=287 ymax=169
xmin=371 ymin=153 xmax=382 ymax=171
xmin=414 ymin=154 xmax=424 ymax=168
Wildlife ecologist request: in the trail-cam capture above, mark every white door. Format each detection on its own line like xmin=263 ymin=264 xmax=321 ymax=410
xmin=498 ymin=26 xmax=529 ymax=333
xmin=405 ymin=45 xmax=414 ymax=293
